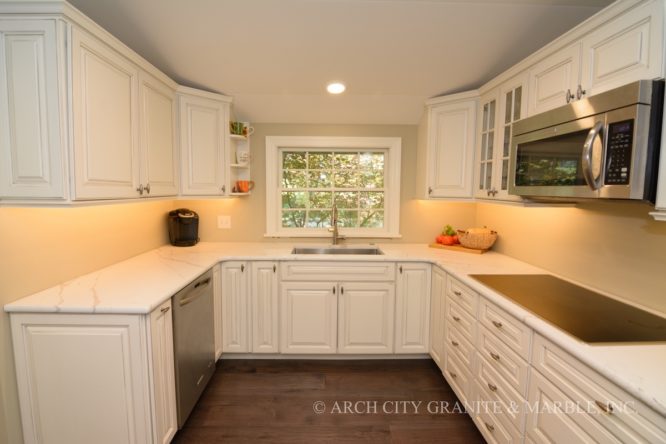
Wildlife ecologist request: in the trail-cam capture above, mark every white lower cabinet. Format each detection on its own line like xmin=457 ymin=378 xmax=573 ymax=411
xmin=221 ymin=261 xmax=250 ymax=352
xmin=395 ymin=262 xmax=431 ymax=353
xmin=10 ymin=301 xmax=177 ymax=444
xmin=338 ymin=282 xmax=395 ymax=354
xmin=213 ymin=264 xmax=223 ymax=359
xmin=251 ymin=261 xmax=279 ymax=353
xmin=429 ymin=266 xmax=447 ymax=370
xmin=280 ymin=281 xmax=338 ymax=354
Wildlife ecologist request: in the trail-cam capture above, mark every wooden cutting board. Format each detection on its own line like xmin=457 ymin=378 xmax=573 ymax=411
xmin=428 ymin=243 xmax=488 ymax=254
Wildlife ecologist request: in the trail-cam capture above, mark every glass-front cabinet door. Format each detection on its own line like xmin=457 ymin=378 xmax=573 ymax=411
xmin=475 ymin=91 xmax=498 ymax=198
xmin=495 ymin=74 xmax=528 ymax=200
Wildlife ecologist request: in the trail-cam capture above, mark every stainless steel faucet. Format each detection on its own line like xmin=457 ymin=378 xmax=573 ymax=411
xmin=328 ymin=203 xmax=343 ymax=245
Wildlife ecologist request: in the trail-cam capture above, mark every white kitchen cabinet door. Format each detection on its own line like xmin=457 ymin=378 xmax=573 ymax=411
xmin=528 ymin=43 xmax=581 ymax=116
xmin=138 ymin=71 xmax=177 ymax=197
xmin=429 ymin=266 xmax=446 ymax=370
xmin=178 ymin=89 xmax=229 ymax=196
xmin=213 ymin=264 xmax=223 ymax=360
xmin=221 ymin=261 xmax=250 ymax=353
xmin=0 ymin=20 xmax=66 ymax=200
xmin=581 ymin=0 xmax=663 ymax=98
xmin=149 ymin=300 xmax=177 ymax=444
xmin=10 ymin=313 xmax=153 ymax=444
xmin=71 ymin=28 xmax=140 ymax=200
xmin=424 ymin=93 xmax=478 ymax=198
xmin=280 ymin=282 xmax=337 ymax=354
xmin=475 ymin=90 xmax=499 ymax=198
xmin=338 ymin=282 xmax=395 ymax=354
xmin=395 ymin=263 xmax=431 ymax=354
xmin=251 ymin=261 xmax=279 ymax=353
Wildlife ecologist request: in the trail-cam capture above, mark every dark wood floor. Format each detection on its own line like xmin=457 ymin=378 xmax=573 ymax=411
xmin=173 ymin=359 xmax=484 ymax=443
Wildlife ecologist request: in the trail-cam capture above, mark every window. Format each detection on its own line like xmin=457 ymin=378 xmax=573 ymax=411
xmin=265 ymin=137 xmax=401 ymax=238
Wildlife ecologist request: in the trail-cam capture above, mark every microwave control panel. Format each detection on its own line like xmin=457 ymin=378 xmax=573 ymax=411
xmin=604 ymin=119 xmax=633 ymax=185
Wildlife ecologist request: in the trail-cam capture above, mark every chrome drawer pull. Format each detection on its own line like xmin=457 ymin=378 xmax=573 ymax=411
xmin=490 ymin=352 xmax=500 ymax=361
xmin=160 ymin=306 xmax=170 ymax=313
xmin=487 ymin=383 xmax=497 ymax=392
xmin=453 ymin=290 xmax=462 ymax=296
xmin=451 ymin=340 xmax=459 ymax=347
xmin=449 ymin=371 xmax=457 ymax=379
xmin=595 ymin=400 xmax=613 ymax=414
xmin=491 ymin=320 xmax=503 ymax=328
xmin=485 ymin=422 xmax=495 ymax=433
xmin=452 ymin=316 xmax=461 ymax=322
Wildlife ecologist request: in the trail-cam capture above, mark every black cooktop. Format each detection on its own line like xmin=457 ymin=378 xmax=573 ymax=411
xmin=469 ymin=274 xmax=666 ymax=344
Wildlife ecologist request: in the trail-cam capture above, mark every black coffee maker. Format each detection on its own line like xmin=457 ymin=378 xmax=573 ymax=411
xmin=168 ymin=209 xmax=199 ymax=246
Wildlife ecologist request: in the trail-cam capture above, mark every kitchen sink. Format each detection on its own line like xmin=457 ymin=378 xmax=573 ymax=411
xmin=291 ymin=246 xmax=384 ymax=255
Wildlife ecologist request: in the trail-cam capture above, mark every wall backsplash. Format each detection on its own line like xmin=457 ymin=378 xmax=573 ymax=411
xmin=476 ymin=201 xmax=666 ymax=314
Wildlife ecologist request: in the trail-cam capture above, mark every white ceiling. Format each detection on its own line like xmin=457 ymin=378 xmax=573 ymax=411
xmin=67 ymin=0 xmax=613 ymax=124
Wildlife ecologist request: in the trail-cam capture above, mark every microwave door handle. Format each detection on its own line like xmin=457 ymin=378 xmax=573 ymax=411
xmin=582 ymin=121 xmax=604 ymax=191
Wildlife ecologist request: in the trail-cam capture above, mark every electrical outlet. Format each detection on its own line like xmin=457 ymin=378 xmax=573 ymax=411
xmin=217 ymin=215 xmax=231 ymax=229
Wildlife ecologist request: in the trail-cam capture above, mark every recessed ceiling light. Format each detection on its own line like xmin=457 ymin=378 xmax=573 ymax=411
xmin=326 ymin=82 xmax=346 ymax=94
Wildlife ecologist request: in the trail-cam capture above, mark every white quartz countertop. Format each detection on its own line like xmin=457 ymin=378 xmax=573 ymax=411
xmin=5 ymin=242 xmax=666 ymax=416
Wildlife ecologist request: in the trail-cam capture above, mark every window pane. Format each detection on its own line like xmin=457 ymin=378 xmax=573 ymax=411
xmin=307 ymin=170 xmax=332 ymax=188
xmin=334 ymin=170 xmax=359 ymax=188
xmin=334 ymin=191 xmax=358 ymax=208
xmin=482 ymin=103 xmax=489 ymax=131
xmin=487 ymin=132 xmax=494 ymax=160
xmin=282 ymin=152 xmax=306 ymax=169
xmin=360 ymin=191 xmax=384 ymax=209
xmin=502 ymin=159 xmax=509 ymax=190
xmin=282 ymin=170 xmax=307 ymax=188
xmin=282 ymin=210 xmax=305 ymax=227
xmin=359 ymin=171 xmax=384 ymax=188
xmin=489 ymin=100 xmax=496 ymax=128
xmin=306 ymin=210 xmax=331 ymax=228
xmin=485 ymin=162 xmax=492 ymax=189
xmin=514 ymin=87 xmax=522 ymax=121
xmin=359 ymin=152 xmax=384 ymax=170
xmin=479 ymin=163 xmax=485 ymax=190
xmin=360 ymin=210 xmax=384 ymax=228
xmin=505 ymin=91 xmax=512 ymax=125
xmin=334 ymin=152 xmax=358 ymax=169
xmin=481 ymin=133 xmax=487 ymax=160
xmin=308 ymin=152 xmax=333 ymax=169
xmin=309 ymin=191 xmax=332 ymax=209
xmin=282 ymin=191 xmax=307 ymax=208
xmin=338 ymin=210 xmax=358 ymax=227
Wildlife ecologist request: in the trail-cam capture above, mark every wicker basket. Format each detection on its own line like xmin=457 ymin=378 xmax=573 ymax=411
xmin=457 ymin=228 xmax=498 ymax=250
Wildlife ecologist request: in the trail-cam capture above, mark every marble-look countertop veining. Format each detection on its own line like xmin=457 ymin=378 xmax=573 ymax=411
xmin=5 ymin=242 xmax=666 ymax=417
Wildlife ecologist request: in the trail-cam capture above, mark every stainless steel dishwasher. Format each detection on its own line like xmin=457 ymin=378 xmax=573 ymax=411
xmin=172 ymin=269 xmax=215 ymax=428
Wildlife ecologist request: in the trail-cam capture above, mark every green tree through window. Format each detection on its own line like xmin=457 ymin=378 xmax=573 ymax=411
xmin=280 ymin=150 xmax=385 ymax=229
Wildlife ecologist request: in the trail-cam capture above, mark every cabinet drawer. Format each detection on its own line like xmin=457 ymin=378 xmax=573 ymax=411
xmin=446 ymin=297 xmax=476 ymax=345
xmin=476 ymin=326 xmax=530 ymax=397
xmin=444 ymin=351 xmax=472 ymax=405
xmin=447 ymin=276 xmax=478 ymax=315
xmin=280 ymin=261 xmax=396 ymax=281
xmin=532 ymin=334 xmax=666 ymax=443
xmin=445 ymin=322 xmax=474 ymax=370
xmin=475 ymin=352 xmax=526 ymax=434
xmin=478 ymin=297 xmax=532 ymax=362
xmin=472 ymin=379 xmax=523 ymax=444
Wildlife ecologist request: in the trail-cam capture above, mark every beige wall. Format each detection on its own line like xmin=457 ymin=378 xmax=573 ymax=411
xmin=0 ymin=199 xmax=174 ymax=444
xmin=181 ymin=123 xmax=477 ymax=243
xmin=476 ymin=201 xmax=666 ymax=314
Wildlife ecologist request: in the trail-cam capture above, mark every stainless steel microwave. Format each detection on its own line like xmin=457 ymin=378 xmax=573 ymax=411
xmin=509 ymin=80 xmax=664 ymax=202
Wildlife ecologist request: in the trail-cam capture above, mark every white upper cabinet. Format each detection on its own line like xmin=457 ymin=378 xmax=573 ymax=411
xmin=418 ymin=91 xmax=478 ymax=199
xmin=71 ymin=28 xmax=140 ymax=200
xmin=178 ymin=87 xmax=231 ymax=196
xmin=0 ymin=20 xmax=66 ymax=200
xmin=139 ymin=71 xmax=178 ymax=197
xmin=476 ymin=73 xmax=528 ymax=201
xmin=527 ymin=43 xmax=581 ymax=116
xmin=580 ymin=0 xmax=664 ymax=97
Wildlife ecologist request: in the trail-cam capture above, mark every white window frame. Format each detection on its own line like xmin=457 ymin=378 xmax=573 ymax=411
xmin=265 ymin=136 xmax=401 ymax=238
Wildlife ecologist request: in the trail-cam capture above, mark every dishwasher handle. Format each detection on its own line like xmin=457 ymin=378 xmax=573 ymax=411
xmin=180 ymin=277 xmax=211 ymax=307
